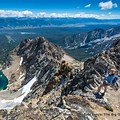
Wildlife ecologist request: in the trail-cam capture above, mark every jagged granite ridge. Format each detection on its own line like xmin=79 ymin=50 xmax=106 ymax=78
xmin=1 ymin=37 xmax=120 ymax=120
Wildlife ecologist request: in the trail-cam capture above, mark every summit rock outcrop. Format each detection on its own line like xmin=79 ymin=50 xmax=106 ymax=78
xmin=0 ymin=37 xmax=120 ymax=120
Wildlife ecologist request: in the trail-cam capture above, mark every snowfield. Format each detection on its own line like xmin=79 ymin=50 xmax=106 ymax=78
xmin=0 ymin=76 xmax=37 ymax=109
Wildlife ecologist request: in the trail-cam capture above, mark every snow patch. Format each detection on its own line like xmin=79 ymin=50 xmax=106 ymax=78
xmin=81 ymin=34 xmax=87 ymax=46
xmin=0 ymin=76 xmax=37 ymax=109
xmin=20 ymin=57 xmax=23 ymax=66
xmin=14 ymin=76 xmax=37 ymax=103
xmin=90 ymin=34 xmax=120 ymax=44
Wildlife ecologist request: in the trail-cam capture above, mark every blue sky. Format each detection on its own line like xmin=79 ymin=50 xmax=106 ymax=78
xmin=0 ymin=0 xmax=120 ymax=19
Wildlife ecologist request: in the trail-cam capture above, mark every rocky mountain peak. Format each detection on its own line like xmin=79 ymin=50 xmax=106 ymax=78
xmin=17 ymin=36 xmax=64 ymax=62
xmin=1 ymin=36 xmax=120 ymax=120
xmin=17 ymin=36 xmax=64 ymax=87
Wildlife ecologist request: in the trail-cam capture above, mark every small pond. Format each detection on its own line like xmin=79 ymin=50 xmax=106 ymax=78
xmin=0 ymin=70 xmax=8 ymax=90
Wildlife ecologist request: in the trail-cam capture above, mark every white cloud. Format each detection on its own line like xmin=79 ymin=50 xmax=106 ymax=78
xmin=37 ymin=12 xmax=47 ymax=17
xmin=37 ymin=12 xmax=69 ymax=18
xmin=99 ymin=1 xmax=118 ymax=10
xmin=0 ymin=10 xmax=34 ymax=17
xmin=85 ymin=4 xmax=91 ymax=8
xmin=0 ymin=9 xmax=119 ymax=19
xmin=36 ymin=12 xmax=99 ymax=18
xmin=73 ymin=12 xmax=99 ymax=18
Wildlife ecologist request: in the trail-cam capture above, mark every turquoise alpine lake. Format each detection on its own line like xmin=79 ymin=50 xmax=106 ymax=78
xmin=0 ymin=70 xmax=8 ymax=90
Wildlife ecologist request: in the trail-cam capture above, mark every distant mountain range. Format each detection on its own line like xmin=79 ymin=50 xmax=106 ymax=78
xmin=1 ymin=26 xmax=120 ymax=63
xmin=0 ymin=17 xmax=120 ymax=28
xmin=64 ymin=26 xmax=120 ymax=60
xmin=0 ymin=17 xmax=120 ymax=63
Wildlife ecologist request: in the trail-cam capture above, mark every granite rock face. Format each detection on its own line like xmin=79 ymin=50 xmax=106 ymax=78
xmin=17 ymin=36 xmax=64 ymax=81
xmin=63 ymin=39 xmax=120 ymax=94
xmin=1 ymin=37 xmax=120 ymax=120
xmin=15 ymin=37 xmax=64 ymax=98
xmin=61 ymin=39 xmax=120 ymax=113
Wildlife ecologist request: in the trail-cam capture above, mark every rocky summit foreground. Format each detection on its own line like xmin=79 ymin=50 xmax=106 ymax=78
xmin=0 ymin=36 xmax=120 ymax=120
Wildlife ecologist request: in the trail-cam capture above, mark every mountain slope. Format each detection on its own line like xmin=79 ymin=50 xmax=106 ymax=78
xmin=0 ymin=36 xmax=120 ymax=120
xmin=64 ymin=26 xmax=120 ymax=60
xmin=0 ymin=17 xmax=120 ymax=28
xmin=0 ymin=34 xmax=17 ymax=65
xmin=62 ymin=38 xmax=120 ymax=120
xmin=0 ymin=36 xmax=95 ymax=120
xmin=63 ymin=38 xmax=120 ymax=93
